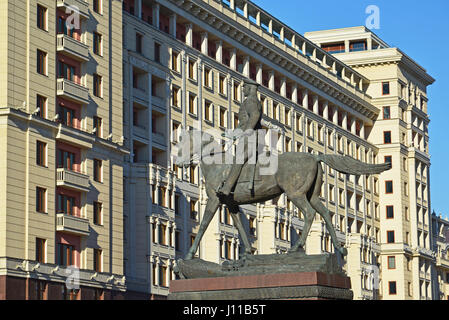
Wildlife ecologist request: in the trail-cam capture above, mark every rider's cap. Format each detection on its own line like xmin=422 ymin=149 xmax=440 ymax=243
xmin=243 ymin=78 xmax=260 ymax=87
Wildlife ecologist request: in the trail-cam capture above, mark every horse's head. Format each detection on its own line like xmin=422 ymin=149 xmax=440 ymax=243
xmin=174 ymin=129 xmax=216 ymax=168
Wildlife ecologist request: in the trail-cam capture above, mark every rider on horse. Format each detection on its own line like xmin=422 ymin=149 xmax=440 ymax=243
xmin=216 ymin=78 xmax=263 ymax=198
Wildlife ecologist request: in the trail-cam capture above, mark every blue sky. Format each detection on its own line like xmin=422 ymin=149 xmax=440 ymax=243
xmin=253 ymin=0 xmax=449 ymax=218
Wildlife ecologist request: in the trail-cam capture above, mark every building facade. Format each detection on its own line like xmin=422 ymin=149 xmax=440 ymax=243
xmin=0 ymin=0 xmax=439 ymax=300
xmin=431 ymin=212 xmax=449 ymax=300
xmin=0 ymin=0 xmax=126 ymax=299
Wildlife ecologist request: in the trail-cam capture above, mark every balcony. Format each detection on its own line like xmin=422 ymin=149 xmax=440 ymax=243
xmin=56 ymin=213 xmax=90 ymax=236
xmin=57 ymin=78 xmax=89 ymax=105
xmin=436 ymin=256 xmax=449 ymax=269
xmin=56 ymin=0 xmax=89 ymax=19
xmin=133 ymin=125 xmax=149 ymax=141
xmin=56 ymin=168 xmax=90 ymax=192
xmin=57 ymin=34 xmax=89 ymax=62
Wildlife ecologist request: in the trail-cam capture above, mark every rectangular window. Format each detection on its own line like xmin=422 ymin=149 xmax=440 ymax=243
xmin=188 ymin=94 xmax=196 ymax=115
xmin=57 ymin=243 xmax=75 ymax=267
xmin=389 ymin=281 xmax=397 ymax=295
xmin=57 ymin=149 xmax=76 ymax=170
xmin=219 ymin=75 xmax=226 ymax=95
xmin=37 ymin=50 xmax=47 ymax=75
xmin=204 ymin=100 xmax=213 ymax=122
xmin=383 ymin=106 xmax=391 ymax=120
xmin=383 ymin=131 xmax=392 ymax=144
xmin=93 ymin=32 xmax=103 ymax=56
xmin=387 ymin=256 xmax=396 ymax=269
xmin=93 ymin=201 xmax=102 ymax=225
xmin=384 ymin=156 xmax=392 ymax=167
xmin=36 ymin=238 xmax=46 ymax=263
xmin=93 ymin=74 xmax=103 ymax=97
xmin=233 ymin=83 xmax=239 ymax=101
xmin=57 ymin=16 xmax=74 ymax=37
xmin=171 ymin=51 xmax=179 ymax=72
xmin=93 ymin=116 xmax=102 ymax=138
xmin=36 ymin=95 xmax=47 ymax=118
xmin=204 ymin=67 xmax=211 ymax=88
xmin=188 ymin=60 xmax=195 ymax=80
xmin=94 ymin=159 xmax=103 ymax=182
xmin=37 ymin=4 xmax=47 ymax=31
xmin=382 ymin=82 xmax=390 ymax=95
xmin=386 ymin=206 xmax=394 ymax=219
xmin=93 ymin=0 xmax=102 ymax=14
xmin=57 ymin=193 xmax=76 ymax=215
xmin=385 ymin=180 xmax=393 ymax=194
xmin=154 ymin=42 xmax=161 ymax=63
xmin=190 ymin=199 xmax=198 ymax=220
xmin=136 ymin=33 xmax=143 ymax=53
xmin=172 ymin=86 xmax=180 ymax=108
xmin=93 ymin=249 xmax=102 ymax=272
xmin=58 ymin=61 xmax=76 ymax=81
xmin=175 ymin=193 xmax=181 ymax=215
xmin=219 ymin=108 xmax=226 ymax=128
xmin=36 ymin=141 xmax=47 ymax=167
xmin=36 ymin=187 xmax=47 ymax=213
xmin=387 ymin=231 xmax=395 ymax=244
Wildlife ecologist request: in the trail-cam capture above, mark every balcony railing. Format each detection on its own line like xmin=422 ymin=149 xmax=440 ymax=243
xmin=57 ymin=78 xmax=89 ymax=105
xmin=56 ymin=213 xmax=90 ymax=236
xmin=57 ymin=34 xmax=89 ymax=62
xmin=56 ymin=168 xmax=90 ymax=192
xmin=133 ymin=125 xmax=149 ymax=141
xmin=56 ymin=0 xmax=89 ymax=19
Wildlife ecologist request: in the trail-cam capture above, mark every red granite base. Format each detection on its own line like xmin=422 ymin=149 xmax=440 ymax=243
xmin=169 ymin=272 xmax=353 ymax=300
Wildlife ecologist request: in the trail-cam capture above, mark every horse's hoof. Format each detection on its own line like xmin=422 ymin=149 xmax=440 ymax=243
xmin=339 ymin=247 xmax=348 ymax=256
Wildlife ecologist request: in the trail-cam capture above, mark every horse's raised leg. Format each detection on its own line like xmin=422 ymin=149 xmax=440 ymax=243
xmin=228 ymin=204 xmax=252 ymax=258
xmin=185 ymin=197 xmax=220 ymax=260
xmin=287 ymin=195 xmax=316 ymax=253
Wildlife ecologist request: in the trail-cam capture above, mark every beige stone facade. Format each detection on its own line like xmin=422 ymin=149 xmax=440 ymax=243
xmin=0 ymin=0 xmax=127 ymax=299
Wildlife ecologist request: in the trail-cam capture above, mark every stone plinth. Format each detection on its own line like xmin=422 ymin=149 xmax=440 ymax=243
xmin=169 ymin=271 xmax=353 ymax=300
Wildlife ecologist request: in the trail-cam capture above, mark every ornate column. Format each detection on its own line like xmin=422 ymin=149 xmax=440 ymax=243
xmin=185 ymin=24 xmax=193 ymax=47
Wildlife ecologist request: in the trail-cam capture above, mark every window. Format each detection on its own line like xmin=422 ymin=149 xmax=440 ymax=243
xmin=384 ymin=156 xmax=392 ymax=167
xmin=57 ymin=16 xmax=74 ymax=37
xmin=93 ymin=249 xmax=102 ymax=272
xmin=219 ymin=75 xmax=226 ymax=95
xmin=188 ymin=93 xmax=196 ymax=115
xmin=233 ymin=82 xmax=240 ymax=101
xmin=386 ymin=206 xmax=394 ymax=219
xmin=383 ymin=131 xmax=392 ymax=144
xmin=93 ymin=32 xmax=103 ymax=56
xmin=37 ymin=50 xmax=47 ymax=75
xmin=93 ymin=0 xmax=102 ymax=14
xmin=349 ymin=41 xmax=366 ymax=52
xmin=388 ymin=256 xmax=396 ymax=269
xmin=36 ymin=187 xmax=47 ymax=213
xmin=188 ymin=60 xmax=195 ymax=80
xmin=57 ymin=243 xmax=75 ymax=267
xmin=204 ymin=100 xmax=213 ymax=122
xmin=58 ymin=61 xmax=76 ymax=81
xmin=387 ymin=231 xmax=395 ymax=244
xmin=385 ymin=181 xmax=393 ymax=194
xmin=383 ymin=106 xmax=391 ymax=120
xmin=93 ymin=116 xmax=102 ymax=138
xmin=172 ymin=86 xmax=180 ymax=108
xmin=175 ymin=193 xmax=181 ymax=215
xmin=382 ymin=82 xmax=390 ymax=95
xmin=37 ymin=5 xmax=47 ymax=31
xmin=57 ymin=194 xmax=76 ymax=215
xmin=36 ymin=238 xmax=46 ymax=263
xmin=57 ymin=149 xmax=76 ymax=170
xmin=190 ymin=199 xmax=198 ymax=220
xmin=219 ymin=108 xmax=226 ymax=128
xmin=36 ymin=141 xmax=47 ymax=167
xmin=93 ymin=74 xmax=103 ymax=97
xmin=63 ymin=288 xmax=79 ymax=300
xmin=36 ymin=95 xmax=47 ymax=118
xmin=171 ymin=51 xmax=179 ymax=72
xmin=94 ymin=159 xmax=103 ymax=182
xmin=136 ymin=33 xmax=143 ymax=54
xmin=389 ymin=281 xmax=397 ymax=295
xmin=273 ymin=103 xmax=278 ymax=121
xmin=154 ymin=42 xmax=161 ymax=63
xmin=93 ymin=202 xmax=102 ymax=225
xmin=204 ymin=67 xmax=211 ymax=88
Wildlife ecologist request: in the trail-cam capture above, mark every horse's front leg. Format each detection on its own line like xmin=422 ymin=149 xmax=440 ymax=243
xmin=185 ymin=197 xmax=220 ymax=260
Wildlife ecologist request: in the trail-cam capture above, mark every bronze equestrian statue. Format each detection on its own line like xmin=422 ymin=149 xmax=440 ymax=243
xmin=176 ymin=81 xmax=391 ymax=261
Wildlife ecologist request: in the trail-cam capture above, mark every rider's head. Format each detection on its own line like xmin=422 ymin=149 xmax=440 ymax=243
xmin=243 ymin=78 xmax=259 ymax=97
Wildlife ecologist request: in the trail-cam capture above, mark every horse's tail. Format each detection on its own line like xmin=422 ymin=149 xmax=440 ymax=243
xmin=317 ymin=154 xmax=391 ymax=175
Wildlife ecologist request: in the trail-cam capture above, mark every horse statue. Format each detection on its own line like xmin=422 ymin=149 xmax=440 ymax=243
xmin=176 ymin=129 xmax=391 ymax=260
